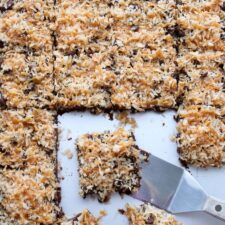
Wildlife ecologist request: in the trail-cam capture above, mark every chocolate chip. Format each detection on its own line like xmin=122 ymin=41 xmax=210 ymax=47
xmin=6 ymin=0 xmax=14 ymax=10
xmin=0 ymin=57 xmax=3 ymax=68
xmin=10 ymin=139 xmax=18 ymax=146
xmin=167 ymin=25 xmax=185 ymax=38
xmin=221 ymin=2 xmax=225 ymax=11
xmin=0 ymin=0 xmax=14 ymax=12
xmin=172 ymin=72 xmax=180 ymax=83
xmin=66 ymin=48 xmax=80 ymax=57
xmin=175 ymin=0 xmax=183 ymax=5
xmin=23 ymin=84 xmax=36 ymax=95
xmin=73 ymin=213 xmax=82 ymax=222
xmin=145 ymin=215 xmax=155 ymax=224
xmin=193 ymin=59 xmax=200 ymax=66
xmin=0 ymin=93 xmax=6 ymax=108
xmin=0 ymin=144 xmax=4 ymax=153
xmin=0 ymin=40 xmax=5 ymax=49
xmin=131 ymin=25 xmax=139 ymax=32
xmin=3 ymin=68 xmax=12 ymax=75
xmin=200 ymin=72 xmax=208 ymax=79
xmin=118 ymin=209 xmax=125 ymax=214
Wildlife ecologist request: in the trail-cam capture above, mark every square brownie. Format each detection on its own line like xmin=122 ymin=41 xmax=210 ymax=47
xmin=0 ymin=51 xmax=54 ymax=109
xmin=0 ymin=164 xmax=60 ymax=225
xmin=175 ymin=51 xmax=225 ymax=108
xmin=121 ymin=204 xmax=182 ymax=225
xmin=177 ymin=0 xmax=225 ymax=52
xmin=176 ymin=105 xmax=225 ymax=167
xmin=0 ymin=109 xmax=57 ymax=168
xmin=76 ymin=128 xmax=141 ymax=202
xmin=0 ymin=0 xmax=54 ymax=54
xmin=53 ymin=50 xmax=113 ymax=110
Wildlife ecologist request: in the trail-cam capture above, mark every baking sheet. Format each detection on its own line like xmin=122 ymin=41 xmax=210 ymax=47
xmin=58 ymin=110 xmax=225 ymax=225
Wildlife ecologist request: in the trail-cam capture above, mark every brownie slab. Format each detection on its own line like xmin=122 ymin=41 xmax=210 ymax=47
xmin=121 ymin=204 xmax=182 ymax=225
xmin=54 ymin=0 xmax=178 ymax=111
xmin=0 ymin=109 xmax=57 ymax=168
xmin=76 ymin=128 xmax=141 ymax=202
xmin=176 ymin=105 xmax=225 ymax=167
xmin=0 ymin=51 xmax=54 ymax=109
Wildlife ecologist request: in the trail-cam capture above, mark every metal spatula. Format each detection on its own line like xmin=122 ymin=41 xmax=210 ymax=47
xmin=132 ymin=154 xmax=225 ymax=222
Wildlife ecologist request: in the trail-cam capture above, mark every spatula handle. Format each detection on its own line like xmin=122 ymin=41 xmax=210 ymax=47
xmin=204 ymin=196 xmax=225 ymax=222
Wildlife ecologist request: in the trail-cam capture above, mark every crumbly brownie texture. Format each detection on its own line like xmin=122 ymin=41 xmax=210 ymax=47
xmin=0 ymin=165 xmax=60 ymax=225
xmin=76 ymin=128 xmax=141 ymax=202
xmin=0 ymin=109 xmax=56 ymax=168
xmin=176 ymin=105 xmax=225 ymax=167
xmin=60 ymin=210 xmax=103 ymax=225
xmin=0 ymin=51 xmax=54 ymax=109
xmin=0 ymin=0 xmax=54 ymax=54
xmin=54 ymin=0 xmax=179 ymax=111
xmin=121 ymin=204 xmax=182 ymax=225
xmin=177 ymin=0 xmax=225 ymax=52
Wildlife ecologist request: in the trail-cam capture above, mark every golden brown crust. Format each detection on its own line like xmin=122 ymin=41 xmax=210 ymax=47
xmin=76 ymin=128 xmax=141 ymax=202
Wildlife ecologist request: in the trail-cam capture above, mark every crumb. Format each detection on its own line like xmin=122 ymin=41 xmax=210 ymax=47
xmin=63 ymin=149 xmax=73 ymax=160
xmin=116 ymin=112 xmax=137 ymax=129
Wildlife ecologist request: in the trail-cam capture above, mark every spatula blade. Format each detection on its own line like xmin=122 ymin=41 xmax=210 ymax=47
xmin=132 ymin=154 xmax=207 ymax=213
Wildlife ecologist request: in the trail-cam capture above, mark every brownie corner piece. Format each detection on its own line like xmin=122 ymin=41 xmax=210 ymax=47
xmin=76 ymin=128 xmax=141 ymax=202
xmin=121 ymin=204 xmax=182 ymax=225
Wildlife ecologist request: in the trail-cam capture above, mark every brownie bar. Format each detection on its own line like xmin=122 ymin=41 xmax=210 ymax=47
xmin=0 ymin=50 xmax=54 ymax=109
xmin=60 ymin=210 xmax=104 ymax=225
xmin=76 ymin=128 xmax=141 ymax=202
xmin=0 ymin=109 xmax=57 ymax=168
xmin=175 ymin=51 xmax=225 ymax=107
xmin=176 ymin=105 xmax=225 ymax=167
xmin=177 ymin=0 xmax=225 ymax=52
xmin=0 ymin=164 xmax=60 ymax=225
xmin=110 ymin=29 xmax=178 ymax=111
xmin=0 ymin=0 xmax=54 ymax=54
xmin=0 ymin=108 xmax=61 ymax=224
xmin=121 ymin=204 xmax=182 ymax=225
xmin=53 ymin=50 xmax=113 ymax=110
